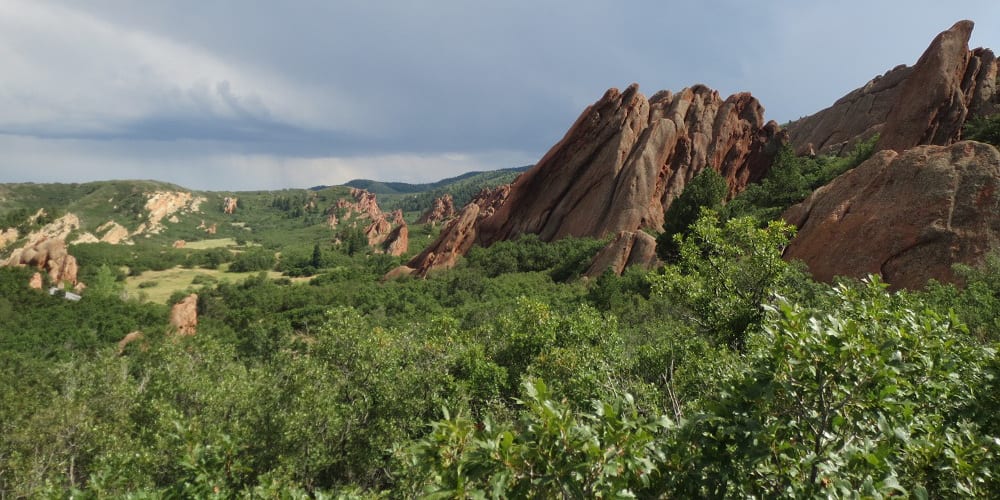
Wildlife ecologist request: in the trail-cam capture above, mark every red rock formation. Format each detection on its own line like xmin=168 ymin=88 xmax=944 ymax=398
xmin=417 ymin=194 xmax=457 ymax=224
xmin=786 ymin=20 xmax=999 ymax=156
xmin=584 ymin=230 xmax=660 ymax=278
xmin=223 ymin=196 xmax=238 ymax=214
xmin=402 ymin=84 xmax=779 ymax=277
xmin=6 ymin=237 xmax=79 ymax=286
xmin=783 ymin=141 xmax=1000 ymax=290
xmin=364 ymin=217 xmax=393 ymax=246
xmin=169 ymin=293 xmax=198 ymax=336
xmin=28 ymin=272 xmax=42 ymax=290
xmin=390 ymin=209 xmax=405 ymax=226
xmin=385 ymin=223 xmax=409 ymax=257
xmin=400 ymin=185 xmax=512 ymax=275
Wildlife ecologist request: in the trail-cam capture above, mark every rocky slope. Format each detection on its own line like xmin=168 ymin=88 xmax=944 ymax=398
xmin=783 ymin=141 xmax=1000 ymax=290
xmin=401 ymin=83 xmax=782 ymax=276
xmin=786 ymin=20 xmax=998 ymax=156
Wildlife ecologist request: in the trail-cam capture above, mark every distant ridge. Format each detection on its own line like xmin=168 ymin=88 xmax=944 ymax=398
xmin=339 ymin=166 xmax=531 ymax=195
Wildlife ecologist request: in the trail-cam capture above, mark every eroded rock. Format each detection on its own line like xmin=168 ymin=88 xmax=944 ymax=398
xmin=404 ymin=83 xmax=780 ymax=276
xmin=786 ymin=20 xmax=999 ymax=156
xmin=169 ymin=293 xmax=198 ymax=336
xmin=783 ymin=141 xmax=1000 ymax=290
xmin=417 ymin=195 xmax=456 ymax=225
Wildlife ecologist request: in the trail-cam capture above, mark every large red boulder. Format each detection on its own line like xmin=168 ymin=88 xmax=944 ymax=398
xmin=783 ymin=141 xmax=1000 ymax=290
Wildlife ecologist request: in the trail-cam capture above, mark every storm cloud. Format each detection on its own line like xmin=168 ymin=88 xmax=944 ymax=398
xmin=1 ymin=0 xmax=998 ymax=189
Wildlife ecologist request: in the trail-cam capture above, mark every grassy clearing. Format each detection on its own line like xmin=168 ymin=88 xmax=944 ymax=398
xmin=124 ymin=265 xmax=305 ymax=304
xmin=181 ymin=238 xmax=237 ymax=250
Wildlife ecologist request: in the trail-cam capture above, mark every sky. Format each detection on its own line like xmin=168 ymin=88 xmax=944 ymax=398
xmin=1 ymin=1 xmax=999 ymax=191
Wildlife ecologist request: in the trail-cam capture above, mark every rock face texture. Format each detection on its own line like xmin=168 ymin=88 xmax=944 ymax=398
xmin=6 ymin=238 xmax=79 ymax=286
xmin=29 ymin=272 xmax=42 ymax=290
xmin=783 ymin=141 xmax=1000 ymax=290
xmin=402 ymin=84 xmax=780 ymax=276
xmin=134 ymin=191 xmax=206 ymax=235
xmin=584 ymin=230 xmax=660 ymax=278
xmin=385 ymin=224 xmax=409 ymax=257
xmin=786 ymin=20 xmax=999 ymax=156
xmin=223 ymin=197 xmax=238 ymax=215
xmin=96 ymin=221 xmax=131 ymax=245
xmin=335 ymin=188 xmax=383 ymax=221
xmin=0 ymin=228 xmax=18 ymax=250
xmin=169 ymin=294 xmax=198 ymax=336
xmin=399 ymin=185 xmax=512 ymax=275
xmin=417 ymin=195 xmax=456 ymax=224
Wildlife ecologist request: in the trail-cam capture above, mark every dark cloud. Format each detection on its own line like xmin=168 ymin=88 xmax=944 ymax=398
xmin=1 ymin=0 xmax=999 ymax=190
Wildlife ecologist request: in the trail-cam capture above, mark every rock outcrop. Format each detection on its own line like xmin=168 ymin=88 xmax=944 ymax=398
xmin=96 ymin=221 xmax=131 ymax=245
xmin=134 ymin=191 xmax=206 ymax=235
xmin=28 ymin=272 xmax=42 ymax=290
xmin=401 ymin=83 xmax=780 ymax=276
xmin=385 ymin=224 xmax=409 ymax=257
xmin=223 ymin=196 xmax=238 ymax=214
xmin=584 ymin=230 xmax=660 ymax=278
xmin=334 ymin=188 xmax=383 ymax=221
xmin=173 ymin=240 xmax=186 ymax=248
xmin=399 ymin=185 xmax=512 ymax=275
xmin=6 ymin=237 xmax=79 ymax=286
xmin=786 ymin=20 xmax=999 ymax=156
xmin=169 ymin=293 xmax=198 ymax=336
xmin=417 ymin=194 xmax=456 ymax=225
xmin=364 ymin=217 xmax=393 ymax=246
xmin=0 ymin=228 xmax=18 ymax=250
xmin=783 ymin=141 xmax=1000 ymax=290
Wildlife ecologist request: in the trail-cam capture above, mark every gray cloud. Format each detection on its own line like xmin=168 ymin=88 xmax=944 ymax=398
xmin=1 ymin=0 xmax=999 ymax=190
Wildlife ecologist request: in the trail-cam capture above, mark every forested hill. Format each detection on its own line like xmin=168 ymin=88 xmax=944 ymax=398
xmin=342 ymin=165 xmax=531 ymax=195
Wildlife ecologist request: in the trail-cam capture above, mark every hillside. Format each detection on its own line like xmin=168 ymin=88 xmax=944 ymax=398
xmin=343 ymin=165 xmax=530 ymax=195
xmin=2 ymin=19 xmax=1000 ymax=499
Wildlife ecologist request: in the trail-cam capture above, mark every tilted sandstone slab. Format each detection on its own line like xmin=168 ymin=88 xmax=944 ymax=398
xmin=402 ymin=84 xmax=779 ymax=276
xmin=786 ymin=20 xmax=999 ymax=156
xmin=783 ymin=141 xmax=1000 ymax=290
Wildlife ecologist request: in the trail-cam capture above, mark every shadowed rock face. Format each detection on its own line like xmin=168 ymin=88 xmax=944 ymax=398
xmin=787 ymin=20 xmax=999 ymax=156
xmin=783 ymin=141 xmax=1000 ymax=290
xmin=402 ymin=84 xmax=780 ymax=276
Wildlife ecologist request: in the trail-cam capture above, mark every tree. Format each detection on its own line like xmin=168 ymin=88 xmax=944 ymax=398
xmin=964 ymin=113 xmax=1000 ymax=147
xmin=88 ymin=264 xmax=123 ymax=299
xmin=651 ymin=209 xmax=796 ymax=351
xmin=310 ymin=243 xmax=323 ymax=269
xmin=656 ymin=168 xmax=728 ymax=262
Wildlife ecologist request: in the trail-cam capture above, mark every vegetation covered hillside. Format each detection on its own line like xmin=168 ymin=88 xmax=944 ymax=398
xmin=2 ymin=151 xmax=1000 ymax=496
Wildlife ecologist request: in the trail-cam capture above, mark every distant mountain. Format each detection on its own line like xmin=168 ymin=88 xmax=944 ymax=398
xmin=341 ymin=166 xmax=531 ymax=195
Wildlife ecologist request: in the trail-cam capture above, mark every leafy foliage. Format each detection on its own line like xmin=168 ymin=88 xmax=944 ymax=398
xmin=652 ymin=210 xmax=797 ymax=350
xmin=656 ymin=167 xmax=727 ymax=262
xmin=725 ymin=135 xmax=878 ymax=223
xmin=963 ymin=113 xmax=1000 ymax=147
xmin=2 ymin=164 xmax=999 ymax=497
